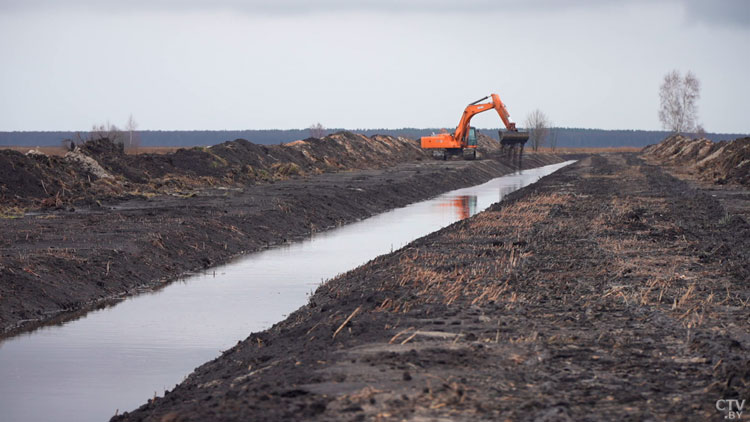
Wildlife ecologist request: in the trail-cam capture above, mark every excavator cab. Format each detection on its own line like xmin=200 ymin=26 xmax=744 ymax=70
xmin=461 ymin=127 xmax=478 ymax=160
xmin=467 ymin=127 xmax=477 ymax=147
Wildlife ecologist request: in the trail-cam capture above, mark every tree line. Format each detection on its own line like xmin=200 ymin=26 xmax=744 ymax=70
xmin=1 ymin=127 xmax=744 ymax=150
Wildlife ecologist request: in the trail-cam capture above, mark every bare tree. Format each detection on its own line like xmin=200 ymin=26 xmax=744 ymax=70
xmin=90 ymin=121 xmax=124 ymax=145
xmin=308 ymin=122 xmax=326 ymax=139
xmin=525 ymin=109 xmax=549 ymax=152
xmin=658 ymin=70 xmax=701 ymax=134
xmin=125 ymin=114 xmax=141 ymax=151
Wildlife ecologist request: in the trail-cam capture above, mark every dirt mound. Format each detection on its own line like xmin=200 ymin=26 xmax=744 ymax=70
xmin=0 ymin=150 xmax=52 ymax=200
xmin=0 ymin=132 xmax=429 ymax=208
xmin=281 ymin=132 xmax=427 ymax=169
xmin=476 ymin=130 xmax=502 ymax=152
xmin=0 ymin=149 xmax=119 ymax=206
xmin=64 ymin=151 xmax=113 ymax=180
xmin=643 ymin=134 xmax=750 ymax=185
xmin=97 ymin=131 xmax=427 ymax=183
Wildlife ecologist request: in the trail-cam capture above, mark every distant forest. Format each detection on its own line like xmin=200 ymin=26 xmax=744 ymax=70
xmin=1 ymin=128 xmax=746 ymax=149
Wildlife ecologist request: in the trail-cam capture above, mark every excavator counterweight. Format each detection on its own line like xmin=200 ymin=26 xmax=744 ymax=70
xmin=420 ymin=93 xmax=529 ymax=160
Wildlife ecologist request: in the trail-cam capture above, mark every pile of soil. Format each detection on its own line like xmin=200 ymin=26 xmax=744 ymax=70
xmin=476 ymin=131 xmax=502 ymax=153
xmin=82 ymin=132 xmax=430 ymax=184
xmin=114 ymin=153 xmax=750 ymax=421
xmin=0 ymin=132 xmax=431 ymax=208
xmin=643 ymin=134 xmax=750 ymax=185
xmin=0 ymin=149 xmax=121 ymax=209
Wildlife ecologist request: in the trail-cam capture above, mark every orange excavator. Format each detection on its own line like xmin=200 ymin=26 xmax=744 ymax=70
xmin=420 ymin=93 xmax=529 ymax=160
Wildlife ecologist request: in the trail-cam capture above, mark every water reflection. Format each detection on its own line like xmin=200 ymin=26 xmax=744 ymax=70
xmin=438 ymin=195 xmax=478 ymax=220
xmin=0 ymin=161 xmax=575 ymax=422
xmin=499 ymin=182 xmax=522 ymax=199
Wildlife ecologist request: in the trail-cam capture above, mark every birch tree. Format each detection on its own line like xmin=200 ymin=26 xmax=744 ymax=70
xmin=125 ymin=114 xmax=141 ymax=151
xmin=308 ymin=122 xmax=326 ymax=139
xmin=525 ymin=109 xmax=549 ymax=152
xmin=658 ymin=70 xmax=700 ymax=134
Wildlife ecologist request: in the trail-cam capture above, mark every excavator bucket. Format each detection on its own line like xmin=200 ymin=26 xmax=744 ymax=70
xmin=499 ymin=130 xmax=529 ymax=146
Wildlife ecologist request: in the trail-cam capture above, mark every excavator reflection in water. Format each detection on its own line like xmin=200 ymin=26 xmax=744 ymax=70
xmin=438 ymin=195 xmax=478 ymax=220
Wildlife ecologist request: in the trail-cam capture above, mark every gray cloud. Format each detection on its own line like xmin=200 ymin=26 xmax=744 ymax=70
xmin=682 ymin=0 xmax=750 ymax=27
xmin=0 ymin=0 xmax=583 ymax=14
xmin=2 ymin=0 xmax=748 ymax=28
xmin=1 ymin=0 xmax=748 ymax=26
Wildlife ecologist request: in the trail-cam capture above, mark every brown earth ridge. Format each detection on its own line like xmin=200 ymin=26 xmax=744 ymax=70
xmin=0 ymin=132 xmax=558 ymax=336
xmin=642 ymin=134 xmax=750 ymax=186
xmin=114 ymin=151 xmax=750 ymax=421
xmin=1 ymin=132 xmax=432 ymax=208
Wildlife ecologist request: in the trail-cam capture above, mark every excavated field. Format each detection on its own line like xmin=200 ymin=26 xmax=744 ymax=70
xmin=0 ymin=145 xmax=559 ymax=336
xmin=115 ymin=153 xmax=749 ymax=422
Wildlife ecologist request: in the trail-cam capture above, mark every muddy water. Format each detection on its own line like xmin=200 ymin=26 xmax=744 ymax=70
xmin=0 ymin=161 xmax=574 ymax=422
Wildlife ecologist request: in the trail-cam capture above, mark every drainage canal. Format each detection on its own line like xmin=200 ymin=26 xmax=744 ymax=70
xmin=0 ymin=161 xmax=575 ymax=422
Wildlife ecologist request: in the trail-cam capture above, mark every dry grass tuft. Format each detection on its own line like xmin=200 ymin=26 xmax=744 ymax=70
xmin=376 ymin=194 xmax=571 ymax=312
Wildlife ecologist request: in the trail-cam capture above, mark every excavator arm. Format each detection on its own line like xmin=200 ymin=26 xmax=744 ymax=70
xmin=420 ymin=93 xmax=528 ymax=155
xmin=453 ymin=94 xmax=517 ymax=145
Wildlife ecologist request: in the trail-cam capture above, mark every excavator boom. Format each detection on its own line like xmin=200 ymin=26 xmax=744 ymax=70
xmin=453 ymin=94 xmax=515 ymax=146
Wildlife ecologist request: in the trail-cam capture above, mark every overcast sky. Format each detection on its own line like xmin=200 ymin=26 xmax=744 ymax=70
xmin=1 ymin=0 xmax=748 ymax=132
